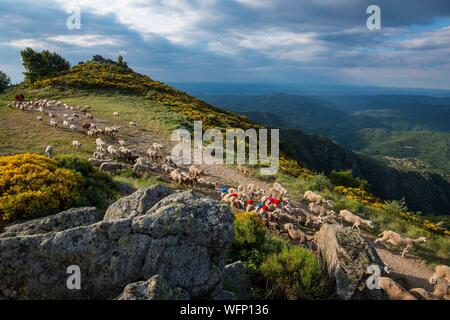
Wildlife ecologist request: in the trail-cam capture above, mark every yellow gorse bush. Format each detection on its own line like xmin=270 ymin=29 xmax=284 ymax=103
xmin=234 ymin=211 xmax=266 ymax=228
xmin=334 ymin=185 xmax=382 ymax=207
xmin=0 ymin=154 xmax=83 ymax=222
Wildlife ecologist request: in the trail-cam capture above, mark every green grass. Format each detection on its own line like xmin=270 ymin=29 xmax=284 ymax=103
xmin=0 ymin=105 xmax=95 ymax=157
xmin=0 ymin=87 xmax=187 ymax=157
xmin=113 ymin=169 xmax=172 ymax=190
xmin=60 ymin=93 xmax=186 ymax=134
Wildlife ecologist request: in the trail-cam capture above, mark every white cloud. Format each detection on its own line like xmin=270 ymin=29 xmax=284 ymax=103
xmin=234 ymin=0 xmax=273 ymax=9
xmin=48 ymin=35 xmax=120 ymax=47
xmin=52 ymin=0 xmax=216 ymax=45
xmin=2 ymin=39 xmax=51 ymax=50
xmin=397 ymin=27 xmax=450 ymax=50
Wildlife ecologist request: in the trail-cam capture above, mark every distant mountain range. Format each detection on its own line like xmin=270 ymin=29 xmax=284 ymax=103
xmin=199 ymin=93 xmax=450 ymax=174
xmin=171 ymin=82 xmax=450 ymax=97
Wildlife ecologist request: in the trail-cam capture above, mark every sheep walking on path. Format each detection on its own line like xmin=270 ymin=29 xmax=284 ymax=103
xmin=375 ymin=230 xmax=427 ymax=257
xmin=339 ymin=209 xmax=374 ymax=232
xmin=283 ymin=223 xmax=306 ymax=243
xmin=303 ymin=190 xmax=333 ymax=207
xmin=379 ymin=277 xmax=417 ymax=300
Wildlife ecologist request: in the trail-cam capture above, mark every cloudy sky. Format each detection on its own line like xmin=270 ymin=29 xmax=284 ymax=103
xmin=1 ymin=0 xmax=450 ymax=89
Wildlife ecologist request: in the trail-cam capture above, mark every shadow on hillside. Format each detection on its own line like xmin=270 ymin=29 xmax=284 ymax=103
xmin=390 ymin=271 xmax=432 ymax=291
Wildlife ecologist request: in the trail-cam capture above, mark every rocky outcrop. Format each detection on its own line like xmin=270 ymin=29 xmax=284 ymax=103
xmin=0 ymin=207 xmax=98 ymax=238
xmin=0 ymin=189 xmax=233 ymax=300
xmin=116 ymin=275 xmax=190 ymax=300
xmin=148 ymin=190 xmax=197 ymax=212
xmin=316 ymin=224 xmax=387 ymax=300
xmin=223 ymin=261 xmax=251 ymax=299
xmin=103 ymin=184 xmax=174 ymax=221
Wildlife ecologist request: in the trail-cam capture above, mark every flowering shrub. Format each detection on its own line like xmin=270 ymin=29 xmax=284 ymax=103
xmin=0 ymin=154 xmax=82 ymax=222
xmin=233 ymin=211 xmax=266 ymax=249
xmin=383 ymin=199 xmax=449 ymax=237
xmin=334 ymin=185 xmax=383 ymax=208
xmin=279 ymin=157 xmax=311 ymax=178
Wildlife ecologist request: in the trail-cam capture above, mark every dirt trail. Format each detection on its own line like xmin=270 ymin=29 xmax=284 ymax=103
xmin=375 ymin=246 xmax=433 ymax=291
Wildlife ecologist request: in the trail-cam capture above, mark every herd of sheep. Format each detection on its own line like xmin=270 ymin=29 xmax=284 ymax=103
xmin=7 ymin=98 xmax=449 ymax=300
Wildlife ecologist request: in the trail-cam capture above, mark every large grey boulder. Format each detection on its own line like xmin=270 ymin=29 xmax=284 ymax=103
xmin=316 ymin=224 xmax=387 ymax=300
xmin=0 ymin=192 xmax=233 ymax=300
xmin=103 ymin=184 xmax=174 ymax=221
xmin=149 ymin=190 xmax=197 ymax=212
xmin=0 ymin=207 xmax=98 ymax=239
xmin=116 ymin=275 xmax=190 ymax=300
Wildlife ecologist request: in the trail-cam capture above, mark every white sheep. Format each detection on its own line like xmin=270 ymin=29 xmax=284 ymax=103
xmin=237 ymin=164 xmax=251 ymax=175
xmin=36 ymin=116 xmax=43 ymax=122
xmin=303 ymin=190 xmax=333 ymax=206
xmin=72 ymin=140 xmax=81 ymax=149
xmin=375 ymin=230 xmax=427 ymax=257
xmin=147 ymin=149 xmax=159 ymax=161
xmin=273 ymin=182 xmax=288 ymax=197
xmin=152 ymin=142 xmax=163 ymax=150
xmin=69 ymin=124 xmax=77 ymax=131
xmin=378 ymin=277 xmax=417 ymax=300
xmin=430 ymin=265 xmax=450 ymax=284
xmin=339 ymin=209 xmax=374 ymax=231
xmin=432 ymin=278 xmax=449 ymax=299
xmin=96 ymin=138 xmax=106 ymax=147
xmin=107 ymin=145 xmax=119 ymax=158
xmin=161 ymin=163 xmax=173 ymax=174
xmin=50 ymin=119 xmax=58 ymax=127
xmin=188 ymin=165 xmax=202 ymax=181
xmin=164 ymin=155 xmax=175 ymax=166
xmin=308 ymin=202 xmax=328 ymax=217
xmin=113 ymin=112 xmax=119 ymax=117
xmin=283 ymin=223 xmax=305 ymax=243
xmin=63 ymin=120 xmax=70 ymax=128
xmin=45 ymin=146 xmax=54 ymax=158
